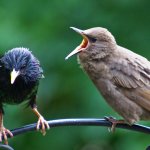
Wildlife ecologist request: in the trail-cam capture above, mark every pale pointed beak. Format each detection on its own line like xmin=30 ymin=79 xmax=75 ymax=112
xmin=70 ymin=27 xmax=84 ymax=35
xmin=11 ymin=69 xmax=20 ymax=84
xmin=65 ymin=27 xmax=88 ymax=60
xmin=65 ymin=46 xmax=82 ymax=60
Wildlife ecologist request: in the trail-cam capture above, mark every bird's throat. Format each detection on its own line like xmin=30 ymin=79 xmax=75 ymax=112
xmin=80 ymin=38 xmax=88 ymax=49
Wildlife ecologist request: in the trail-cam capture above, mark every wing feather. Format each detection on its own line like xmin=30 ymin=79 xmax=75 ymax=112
xmin=110 ymin=46 xmax=150 ymax=111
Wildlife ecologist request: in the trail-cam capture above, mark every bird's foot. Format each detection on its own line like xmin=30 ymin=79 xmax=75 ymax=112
xmin=0 ymin=127 xmax=13 ymax=145
xmin=104 ymin=116 xmax=125 ymax=132
xmin=36 ymin=116 xmax=50 ymax=136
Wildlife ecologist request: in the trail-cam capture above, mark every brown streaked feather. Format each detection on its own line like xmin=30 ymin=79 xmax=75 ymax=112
xmin=121 ymin=87 xmax=150 ymax=112
xmin=137 ymin=88 xmax=150 ymax=111
xmin=111 ymin=47 xmax=150 ymax=89
xmin=110 ymin=46 xmax=150 ymax=112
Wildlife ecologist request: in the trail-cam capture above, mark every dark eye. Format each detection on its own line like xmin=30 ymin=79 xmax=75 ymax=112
xmin=20 ymin=65 xmax=26 ymax=70
xmin=90 ymin=37 xmax=97 ymax=43
xmin=87 ymin=35 xmax=97 ymax=43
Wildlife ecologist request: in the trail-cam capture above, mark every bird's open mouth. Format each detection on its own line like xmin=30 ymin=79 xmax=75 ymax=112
xmin=65 ymin=27 xmax=89 ymax=60
xmin=80 ymin=37 xmax=89 ymax=49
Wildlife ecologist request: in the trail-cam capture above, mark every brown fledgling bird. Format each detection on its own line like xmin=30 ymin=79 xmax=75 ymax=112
xmin=66 ymin=27 xmax=150 ymax=127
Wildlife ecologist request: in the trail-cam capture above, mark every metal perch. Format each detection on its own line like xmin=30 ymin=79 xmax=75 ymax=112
xmin=1 ymin=118 xmax=150 ymax=150
xmin=7 ymin=118 xmax=150 ymax=137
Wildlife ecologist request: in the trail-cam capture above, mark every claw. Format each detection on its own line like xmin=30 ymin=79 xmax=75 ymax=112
xmin=104 ymin=116 xmax=125 ymax=132
xmin=36 ymin=116 xmax=50 ymax=136
xmin=0 ymin=127 xmax=13 ymax=145
xmin=32 ymin=107 xmax=50 ymax=136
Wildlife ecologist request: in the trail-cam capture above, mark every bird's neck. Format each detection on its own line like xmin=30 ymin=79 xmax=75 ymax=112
xmin=78 ymin=46 xmax=115 ymax=80
xmin=79 ymin=57 xmax=108 ymax=80
xmin=79 ymin=43 xmax=116 ymax=62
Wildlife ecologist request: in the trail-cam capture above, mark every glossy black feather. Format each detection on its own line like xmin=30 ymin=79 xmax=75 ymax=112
xmin=0 ymin=47 xmax=43 ymax=110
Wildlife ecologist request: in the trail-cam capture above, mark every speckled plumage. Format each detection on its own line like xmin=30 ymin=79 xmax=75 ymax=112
xmin=0 ymin=47 xmax=43 ymax=109
xmin=0 ymin=47 xmax=49 ymax=144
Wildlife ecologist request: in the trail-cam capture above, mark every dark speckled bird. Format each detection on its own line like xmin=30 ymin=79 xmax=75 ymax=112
xmin=0 ymin=47 xmax=49 ymax=144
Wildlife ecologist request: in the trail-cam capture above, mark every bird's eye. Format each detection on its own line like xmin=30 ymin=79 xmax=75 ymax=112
xmin=87 ymin=36 xmax=97 ymax=43
xmin=20 ymin=65 xmax=26 ymax=70
xmin=91 ymin=38 xmax=97 ymax=43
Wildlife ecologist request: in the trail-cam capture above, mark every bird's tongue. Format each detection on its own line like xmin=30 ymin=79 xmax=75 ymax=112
xmin=65 ymin=38 xmax=88 ymax=60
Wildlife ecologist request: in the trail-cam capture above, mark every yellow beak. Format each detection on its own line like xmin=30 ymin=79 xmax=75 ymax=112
xmin=10 ymin=69 xmax=20 ymax=84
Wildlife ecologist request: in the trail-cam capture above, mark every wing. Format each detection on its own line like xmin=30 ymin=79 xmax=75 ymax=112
xmin=110 ymin=46 xmax=150 ymax=111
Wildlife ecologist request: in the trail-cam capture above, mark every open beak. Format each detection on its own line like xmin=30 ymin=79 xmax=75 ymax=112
xmin=11 ymin=69 xmax=20 ymax=84
xmin=65 ymin=27 xmax=89 ymax=60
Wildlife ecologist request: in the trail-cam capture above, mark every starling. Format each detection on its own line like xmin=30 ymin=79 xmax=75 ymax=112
xmin=66 ymin=27 xmax=150 ymax=129
xmin=0 ymin=47 xmax=49 ymax=144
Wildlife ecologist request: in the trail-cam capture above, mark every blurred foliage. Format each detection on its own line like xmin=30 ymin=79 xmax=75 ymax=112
xmin=0 ymin=0 xmax=150 ymax=149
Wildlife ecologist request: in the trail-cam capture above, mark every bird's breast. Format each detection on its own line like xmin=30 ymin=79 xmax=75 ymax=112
xmin=79 ymin=56 xmax=111 ymax=80
xmin=0 ymin=76 xmax=36 ymax=104
xmin=78 ymin=56 xmax=115 ymax=99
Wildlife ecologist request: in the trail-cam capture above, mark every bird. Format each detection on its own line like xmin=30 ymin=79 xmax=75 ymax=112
xmin=0 ymin=47 xmax=49 ymax=144
xmin=66 ymin=27 xmax=150 ymax=130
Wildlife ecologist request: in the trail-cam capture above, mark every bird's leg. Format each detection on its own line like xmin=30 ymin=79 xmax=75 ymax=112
xmin=104 ymin=116 xmax=125 ymax=132
xmin=32 ymin=107 xmax=50 ymax=135
xmin=30 ymin=95 xmax=49 ymax=135
xmin=0 ymin=110 xmax=13 ymax=145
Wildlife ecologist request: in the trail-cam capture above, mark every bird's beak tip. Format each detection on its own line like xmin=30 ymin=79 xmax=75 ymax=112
xmin=70 ymin=27 xmax=83 ymax=34
xmin=11 ymin=69 xmax=20 ymax=84
xmin=65 ymin=56 xmax=69 ymax=60
xmin=65 ymin=47 xmax=82 ymax=60
xmin=70 ymin=26 xmax=76 ymax=30
xmin=11 ymin=81 xmax=14 ymax=84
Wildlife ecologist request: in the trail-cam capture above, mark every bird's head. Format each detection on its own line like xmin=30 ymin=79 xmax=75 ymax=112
xmin=1 ymin=47 xmax=43 ymax=84
xmin=65 ymin=27 xmax=117 ymax=60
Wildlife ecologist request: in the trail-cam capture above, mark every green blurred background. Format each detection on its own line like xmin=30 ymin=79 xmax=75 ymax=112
xmin=0 ymin=0 xmax=150 ymax=149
